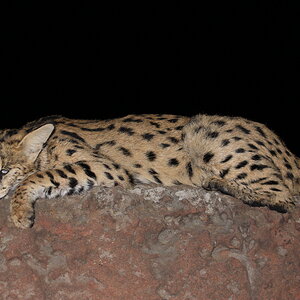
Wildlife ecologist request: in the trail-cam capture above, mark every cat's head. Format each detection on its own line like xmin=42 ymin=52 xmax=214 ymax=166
xmin=0 ymin=124 xmax=54 ymax=198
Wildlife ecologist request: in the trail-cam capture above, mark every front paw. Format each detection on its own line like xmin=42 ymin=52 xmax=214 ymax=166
xmin=10 ymin=201 xmax=35 ymax=229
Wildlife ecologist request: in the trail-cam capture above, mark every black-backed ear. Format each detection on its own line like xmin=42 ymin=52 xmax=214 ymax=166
xmin=18 ymin=124 xmax=54 ymax=162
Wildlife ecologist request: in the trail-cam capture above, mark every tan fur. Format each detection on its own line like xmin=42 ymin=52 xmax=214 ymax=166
xmin=0 ymin=114 xmax=299 ymax=228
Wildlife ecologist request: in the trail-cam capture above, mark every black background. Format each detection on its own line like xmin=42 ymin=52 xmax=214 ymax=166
xmin=1 ymin=2 xmax=299 ymax=155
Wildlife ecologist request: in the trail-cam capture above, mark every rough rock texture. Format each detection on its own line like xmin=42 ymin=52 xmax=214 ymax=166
xmin=0 ymin=185 xmax=300 ymax=300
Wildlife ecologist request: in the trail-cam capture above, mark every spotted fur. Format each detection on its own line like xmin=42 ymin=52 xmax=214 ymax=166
xmin=0 ymin=114 xmax=299 ymax=228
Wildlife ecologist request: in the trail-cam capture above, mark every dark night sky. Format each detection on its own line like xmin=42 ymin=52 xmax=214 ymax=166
xmin=1 ymin=2 xmax=299 ymax=155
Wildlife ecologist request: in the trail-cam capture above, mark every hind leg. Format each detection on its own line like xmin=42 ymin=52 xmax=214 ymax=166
xmin=203 ymin=176 xmax=295 ymax=213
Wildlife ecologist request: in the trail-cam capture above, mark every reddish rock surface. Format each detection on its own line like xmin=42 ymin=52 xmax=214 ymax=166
xmin=0 ymin=184 xmax=300 ymax=300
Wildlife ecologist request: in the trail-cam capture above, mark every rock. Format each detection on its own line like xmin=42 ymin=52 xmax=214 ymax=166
xmin=0 ymin=184 xmax=300 ymax=300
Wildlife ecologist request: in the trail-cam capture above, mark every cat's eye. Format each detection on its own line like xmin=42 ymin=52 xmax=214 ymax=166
xmin=0 ymin=169 xmax=9 ymax=175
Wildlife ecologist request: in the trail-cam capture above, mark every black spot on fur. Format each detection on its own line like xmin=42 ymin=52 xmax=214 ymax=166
xmin=212 ymin=120 xmax=226 ymax=127
xmin=47 ymin=187 xmax=52 ymax=196
xmin=273 ymin=173 xmax=283 ymax=180
xmin=168 ymin=158 xmax=179 ymax=167
xmin=236 ymin=125 xmax=251 ymax=134
xmin=173 ymin=180 xmax=182 ymax=185
xmin=250 ymin=177 xmax=267 ymax=184
xmin=60 ymin=130 xmax=86 ymax=143
xmin=221 ymin=139 xmax=230 ymax=147
xmin=66 ymin=149 xmax=77 ymax=156
xmin=285 ymin=163 xmax=292 ymax=170
xmin=270 ymin=187 xmax=282 ymax=192
xmin=186 ymin=162 xmax=193 ymax=178
xmin=64 ymin=164 xmax=76 ymax=174
xmin=95 ymin=140 xmax=116 ymax=149
xmin=203 ymin=152 xmax=214 ymax=163
xmin=273 ymin=138 xmax=280 ymax=145
xmin=286 ymin=172 xmax=294 ymax=180
xmin=67 ymin=188 xmax=75 ymax=195
xmin=118 ymin=127 xmax=135 ymax=136
xmin=113 ymin=163 xmax=120 ymax=169
xmin=168 ymin=118 xmax=178 ymax=123
xmin=79 ymin=126 xmax=106 ymax=132
xmin=125 ymin=170 xmax=135 ymax=185
xmin=252 ymin=155 xmax=261 ymax=161
xmin=181 ymin=133 xmax=186 ymax=140
xmin=221 ymin=155 xmax=233 ymax=163
xmin=103 ymin=164 xmax=111 ymax=170
xmin=255 ymin=140 xmax=265 ymax=146
xmin=142 ymin=133 xmax=155 ymax=141
xmin=69 ymin=177 xmax=78 ymax=188
xmin=107 ymin=124 xmax=115 ymax=130
xmin=167 ymin=137 xmax=179 ymax=144
xmin=236 ymin=173 xmax=247 ymax=179
xmin=150 ymin=121 xmax=161 ymax=128
xmin=248 ymin=143 xmax=258 ymax=150
xmin=220 ymin=168 xmax=230 ymax=178
xmin=77 ymin=162 xmax=97 ymax=180
xmin=255 ymin=126 xmax=267 ymax=138
xmin=206 ymin=131 xmax=219 ymax=139
xmin=285 ymin=150 xmax=292 ymax=157
xmin=235 ymin=160 xmax=248 ymax=169
xmin=56 ymin=169 xmax=68 ymax=179
xmin=153 ymin=175 xmax=162 ymax=184
xmin=104 ymin=172 xmax=114 ymax=180
xmin=194 ymin=126 xmax=203 ymax=134
xmin=261 ymin=180 xmax=279 ymax=185
xmin=160 ymin=143 xmax=170 ymax=148
xmin=46 ymin=171 xmax=54 ymax=180
xmin=86 ymin=179 xmax=94 ymax=189
xmin=235 ymin=148 xmax=245 ymax=153
xmin=149 ymin=168 xmax=158 ymax=175
xmin=146 ymin=151 xmax=156 ymax=161
xmin=118 ymin=147 xmax=132 ymax=156
xmin=250 ymin=164 xmax=269 ymax=171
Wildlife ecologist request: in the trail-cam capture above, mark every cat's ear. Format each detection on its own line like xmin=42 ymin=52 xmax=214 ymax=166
xmin=18 ymin=124 xmax=54 ymax=162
